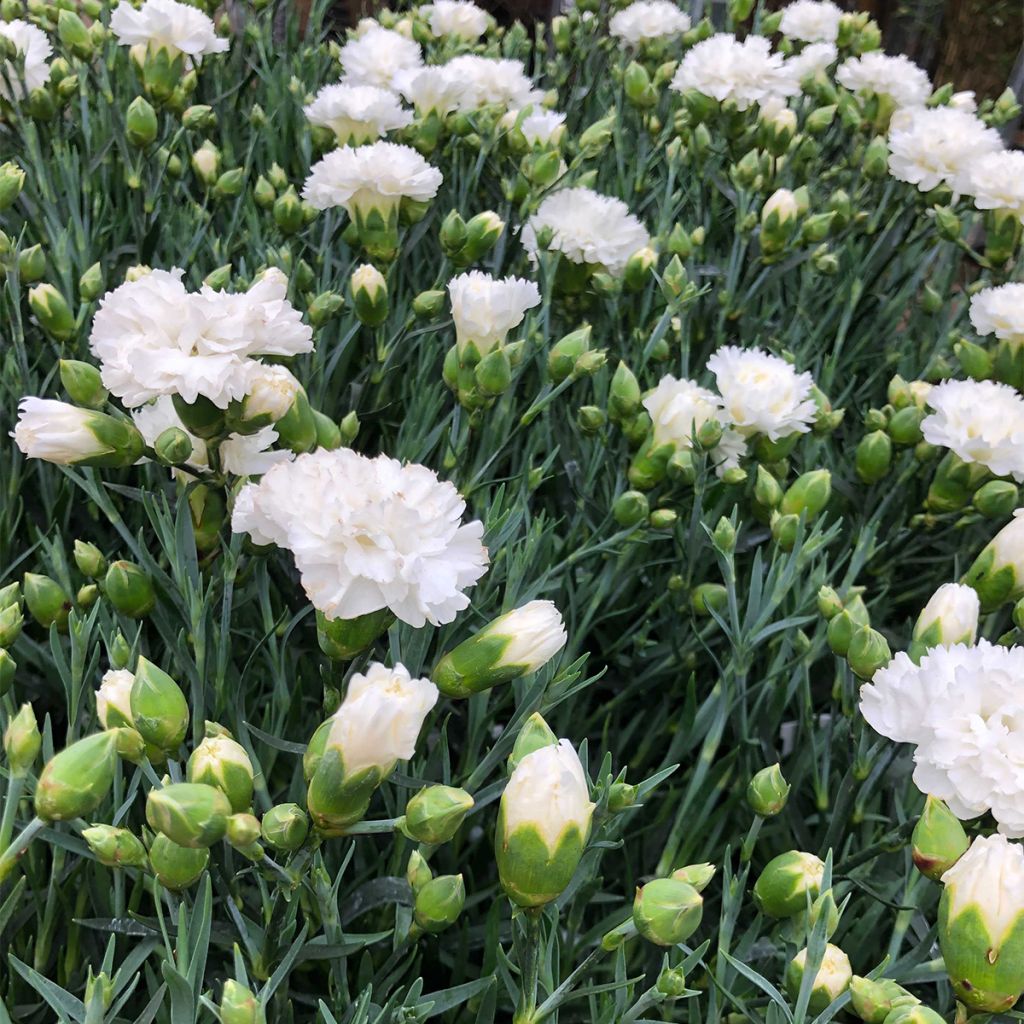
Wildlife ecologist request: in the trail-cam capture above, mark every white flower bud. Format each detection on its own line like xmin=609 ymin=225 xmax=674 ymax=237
xmin=96 ymin=669 xmax=135 ymax=730
xmin=13 ymin=398 xmax=146 ymax=467
xmin=241 ymin=365 xmax=301 ymax=424
xmin=911 ymin=582 xmax=979 ymax=655
xmin=963 ymin=509 xmax=1024 ymax=612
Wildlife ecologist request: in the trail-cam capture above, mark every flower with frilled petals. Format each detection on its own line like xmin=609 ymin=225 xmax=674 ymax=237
xmin=921 ymin=379 xmax=1024 ymax=482
xmin=303 ymin=83 xmax=412 ymax=146
xmin=779 ymin=0 xmax=842 ymax=43
xmin=442 ymin=55 xmax=542 ymax=111
xmin=911 ymin=582 xmax=979 ymax=655
xmin=0 ymin=20 xmax=51 ymax=98
xmin=422 ymin=0 xmax=489 ymax=40
xmin=14 ymin=398 xmax=146 ymax=468
xmin=394 ymin=66 xmax=464 ymax=116
xmin=642 ymin=375 xmax=724 ymax=450
xmin=109 ymin=0 xmax=228 ymax=57
xmin=338 ymin=25 xmax=422 ymax=89
xmin=501 ymin=107 xmax=566 ymax=147
xmin=96 ymin=669 xmax=135 ymax=729
xmin=669 ymin=33 xmax=799 ymax=110
xmin=970 ymin=284 xmax=1024 ymax=345
xmin=231 ymin=448 xmax=489 ymax=627
xmin=887 ymin=107 xmax=1002 ymax=194
xmin=496 ymin=738 xmax=594 ymax=907
xmin=707 ymin=346 xmax=816 ymax=440
xmin=521 ymin=187 xmax=650 ymax=277
xmin=836 ymin=52 xmax=930 ymax=108
xmin=447 ymin=271 xmax=540 ymax=359
xmin=608 ymin=1 xmax=691 ymax=46
xmin=965 ymin=150 xmax=1024 ymax=220
xmin=783 ymin=42 xmax=837 ymax=83
xmin=939 ymin=835 xmax=1024 ymax=1013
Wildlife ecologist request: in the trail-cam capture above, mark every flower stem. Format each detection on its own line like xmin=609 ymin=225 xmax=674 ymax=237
xmin=513 ymin=909 xmax=543 ymax=1024
xmin=0 ymin=815 xmax=45 ymax=885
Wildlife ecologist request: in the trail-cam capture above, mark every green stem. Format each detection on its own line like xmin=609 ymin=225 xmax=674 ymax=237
xmin=513 ymin=910 xmax=543 ymax=1024
xmin=0 ymin=815 xmax=45 ymax=884
xmin=0 ymin=774 xmax=25 ymax=854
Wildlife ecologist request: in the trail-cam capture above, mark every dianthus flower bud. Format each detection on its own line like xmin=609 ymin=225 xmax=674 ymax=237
xmin=146 ymin=782 xmax=232 ymax=848
xmin=849 ymin=976 xmax=918 ymax=1024
xmin=187 ymin=731 xmax=255 ymax=813
xmin=73 ymin=540 xmax=106 ymax=579
xmin=785 ymin=944 xmax=852 ymax=1014
xmin=507 ymin=712 xmax=558 ymax=775
xmin=962 ymin=512 xmax=1024 ymax=612
xmin=220 ymin=980 xmax=265 ymax=1024
xmin=148 ymin=833 xmax=209 ymax=890
xmin=414 ymin=873 xmax=465 ymax=933
xmin=412 ymin=289 xmax=445 ymax=319
xmin=761 ymin=189 xmax=799 ymax=254
xmin=315 ymin=608 xmax=394 ymax=661
xmin=434 ymin=601 xmax=566 ymax=698
xmin=460 ymin=211 xmax=504 ymax=265
xmin=548 ymin=326 xmax=592 ymax=383
xmin=126 ymin=96 xmax=158 ymax=148
xmin=273 ymin=186 xmax=303 ymax=234
xmin=226 ymin=812 xmax=261 ymax=851
xmin=0 ymin=601 xmax=23 ymax=649
xmin=0 ymin=160 xmax=24 ymax=211
xmin=350 ymin=264 xmax=389 ymax=327
xmin=35 ymin=731 xmax=118 ymax=821
xmin=406 ymin=848 xmax=431 ymax=892
xmin=909 ymin=583 xmax=978 ymax=659
xmin=911 ymin=796 xmax=968 ymax=881
xmin=261 ymin=803 xmax=309 ymax=852
xmin=154 ymin=427 xmax=193 ymax=466
xmin=780 ymin=469 xmax=831 ymax=520
xmin=633 ymin=878 xmax=703 ymax=946
xmin=608 ymin=361 xmax=641 ymax=423
xmin=4 ymin=703 xmax=40 ymax=777
xmin=753 ymin=851 xmax=824 ymax=918
xmin=747 ymin=763 xmax=790 ymax=817
xmin=623 ymin=247 xmax=658 ymax=291
xmin=883 ymin=1007 xmax=945 ymax=1024
xmin=401 ymin=785 xmax=474 ymax=845
xmin=82 ymin=824 xmax=148 ymax=868
xmin=847 ymin=625 xmax=891 ymax=680
xmin=129 ymin=656 xmax=189 ymax=758
xmin=29 ymin=284 xmax=76 ymax=342
xmin=105 ymin=561 xmax=156 ymax=619
xmin=973 ymin=481 xmax=1019 ymax=521
xmin=24 ymin=573 xmax=69 ymax=631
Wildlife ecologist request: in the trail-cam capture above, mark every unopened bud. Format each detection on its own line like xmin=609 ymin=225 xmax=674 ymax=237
xmin=82 ymin=824 xmax=147 ymax=868
xmin=402 ymin=785 xmax=474 ymax=845
xmin=105 ymin=560 xmax=155 ymax=618
xmin=4 ymin=704 xmax=40 ymax=776
xmin=633 ymin=878 xmax=703 ymax=946
xmin=146 ymin=782 xmax=232 ymax=848
xmin=149 ymin=833 xmax=209 ymax=890
xmin=35 ymin=731 xmax=118 ymax=820
xmin=911 ymin=795 xmax=968 ymax=880
xmin=261 ymin=803 xmax=309 ymax=852
xmin=747 ymin=763 xmax=790 ymax=816
xmin=414 ymin=873 xmax=465 ymax=933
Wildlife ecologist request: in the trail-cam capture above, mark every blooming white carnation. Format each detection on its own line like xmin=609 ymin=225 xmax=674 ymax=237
xmin=89 ymin=268 xmax=313 ymax=409
xmin=779 ymin=0 xmax=841 ymax=43
xmin=303 ymin=83 xmax=412 ymax=145
xmin=836 ymin=52 xmax=931 ymax=108
xmin=338 ymin=25 xmax=422 ymax=89
xmin=921 ymin=379 xmax=1024 ymax=482
xmin=325 ymin=662 xmax=438 ymax=776
xmin=521 ymin=187 xmax=650 ymax=277
xmin=231 ymin=448 xmax=489 ymax=627
xmin=970 ymin=284 xmax=1024 ymax=344
xmin=109 ymin=0 xmax=228 ymax=58
xmin=712 ymin=428 xmax=748 ymax=478
xmin=502 ymin=107 xmax=566 ymax=147
xmin=860 ymin=640 xmax=1024 ymax=835
xmin=394 ymin=66 xmax=464 ymax=116
xmin=96 ymin=669 xmax=135 ymax=729
xmin=608 ymin=0 xmax=691 ymax=46
xmin=670 ymin=33 xmax=799 ymax=111
xmin=707 ymin=346 xmax=816 ymax=440
xmin=442 ymin=55 xmax=542 ymax=111
xmin=0 ymin=19 xmax=51 ymax=99
xmin=887 ymin=107 xmax=1003 ymax=194
xmin=949 ymin=90 xmax=977 ymax=112
xmin=965 ymin=150 xmax=1024 ymax=219
xmin=448 ymin=271 xmax=541 ymax=357
xmin=422 ymin=0 xmax=489 ymax=40
xmin=301 ymin=142 xmax=442 ymax=216
xmin=642 ymin=375 xmax=724 ymax=449
xmin=784 ymin=42 xmax=837 ymax=83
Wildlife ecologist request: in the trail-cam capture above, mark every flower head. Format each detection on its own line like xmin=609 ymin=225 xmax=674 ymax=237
xmin=231 ymin=448 xmax=489 ymax=627
xmin=521 ymin=187 xmax=650 ymax=277
xmin=970 ymin=284 xmax=1024 ymax=344
xmin=0 ymin=19 xmax=51 ymax=98
xmin=442 ymin=55 xmax=542 ymax=111
xmin=448 ymin=271 xmax=541 ymax=357
xmin=670 ymin=33 xmax=798 ymax=110
xmin=303 ymin=83 xmax=412 ymax=145
xmin=779 ymin=0 xmax=842 ymax=43
xmin=965 ymin=150 xmax=1024 ymax=220
xmin=502 ymin=107 xmax=566 ymax=147
xmin=109 ymin=0 xmax=228 ymax=57
xmin=921 ymin=379 xmax=1024 ymax=482
xmin=836 ymin=52 xmax=930 ymax=108
xmin=783 ymin=42 xmax=837 ymax=83
xmin=338 ymin=25 xmax=422 ymax=89
xmin=707 ymin=346 xmax=816 ymax=440
xmin=642 ymin=375 xmax=724 ymax=449
xmin=394 ymin=65 xmax=464 ymax=116
xmin=608 ymin=1 xmax=691 ymax=46
xmin=423 ymin=0 xmax=489 ymax=40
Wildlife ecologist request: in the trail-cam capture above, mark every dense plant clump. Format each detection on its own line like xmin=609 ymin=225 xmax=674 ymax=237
xmin=0 ymin=0 xmax=1022 ymax=1020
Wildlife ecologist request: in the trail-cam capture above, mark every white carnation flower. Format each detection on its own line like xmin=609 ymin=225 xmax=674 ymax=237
xmin=784 ymin=42 xmax=837 ymax=83
xmin=970 ymin=284 xmax=1024 ymax=344
xmin=394 ymin=65 xmax=464 ymax=116
xmin=642 ymin=375 xmax=724 ymax=449
xmin=965 ymin=150 xmax=1024 ymax=219
xmin=502 ymin=107 xmax=566 ymax=147
xmin=779 ymin=0 xmax=842 ymax=43
xmin=13 ymin=398 xmax=118 ymax=465
xmin=949 ymin=89 xmax=977 ymax=112
xmin=442 ymin=55 xmax=543 ymax=111
xmin=303 ymin=83 xmax=412 ymax=145
xmin=669 ymin=33 xmax=799 ymax=111
xmin=836 ymin=52 xmax=931 ymax=108
xmin=707 ymin=346 xmax=816 ymax=440
xmin=423 ymin=0 xmax=489 ymax=40
xmin=887 ymin=107 xmax=1003 ymax=194
xmin=301 ymin=141 xmax=443 ymax=216
xmin=338 ymin=25 xmax=422 ymax=89
xmin=231 ymin=448 xmax=489 ymax=627
xmin=521 ymin=187 xmax=650 ymax=277
xmin=448 ymin=271 xmax=541 ymax=357
xmin=0 ymin=19 xmax=51 ymax=99
xmin=109 ymin=0 xmax=228 ymax=58
xmin=712 ymin=428 xmax=748 ymax=478
xmin=608 ymin=0 xmax=691 ymax=46
xmin=921 ymin=379 xmax=1024 ymax=482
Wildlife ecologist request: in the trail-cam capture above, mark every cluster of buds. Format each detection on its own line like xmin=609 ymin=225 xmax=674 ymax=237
xmin=0 ymin=583 xmax=22 ymax=693
xmin=758 ymin=188 xmax=836 ymax=263
xmin=763 ymin=468 xmax=832 ymax=551
xmin=855 ymin=376 xmax=938 ymax=488
xmin=439 ymin=209 xmax=505 ymax=269
xmin=190 ymin=139 xmax=246 ymax=201
xmin=818 ymin=585 xmax=892 ymax=680
xmin=406 ymin=851 xmax=466 ymax=936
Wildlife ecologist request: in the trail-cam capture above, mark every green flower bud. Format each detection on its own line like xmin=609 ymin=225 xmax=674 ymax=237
xmin=882 ymin=1006 xmax=945 ymax=1024
xmin=18 ymin=244 xmax=46 ymax=282
xmin=273 ymin=185 xmax=303 ymax=234
xmin=474 ymin=347 xmax=512 ymax=397
xmin=0 ymin=160 xmax=24 ymax=211
xmin=73 ymin=540 xmax=106 ymax=580
xmin=307 ymin=290 xmax=344 ymax=327
xmin=863 ymin=135 xmax=889 ymax=179
xmin=0 ymin=650 xmax=14 ymax=696
xmin=770 ymin=511 xmax=799 ymax=551
xmin=624 ymin=246 xmax=658 ymax=290
xmin=226 ymin=812 xmax=261 ymax=850
xmin=613 ymin=489 xmax=649 ymax=528
xmin=747 ymin=763 xmax=790 ymax=817
xmin=607 ymin=780 xmax=638 ymax=812
xmin=149 ymin=833 xmax=209 ymax=890
xmin=406 ymin=848 xmax=432 ymax=892
xmin=130 ymin=656 xmax=189 ymax=757
xmin=973 ymin=480 xmax=1019 ymax=520
xmin=849 ymin=976 xmax=918 ymax=1024
xmin=414 ymin=873 xmax=465 ymax=934
xmin=780 ymin=469 xmax=831 ymax=519
xmin=911 ymin=796 xmax=968 ymax=881
xmin=82 ymin=824 xmax=147 ymax=868
xmin=753 ymin=850 xmax=824 ymax=918
xmin=412 ymin=289 xmax=446 ymax=318
xmin=5 ymin=704 xmax=40 ymax=777
xmin=350 ymin=264 xmax=389 ymax=327
xmin=29 ymin=284 xmax=76 ymax=342
xmin=316 ymin=608 xmax=394 ymax=661
xmin=261 ymin=803 xmax=308 ymax=852
xmin=35 ymin=731 xmax=118 ymax=820
xmin=650 ymin=509 xmax=678 ymax=530
xmin=402 ymin=785 xmax=474 ymax=844
xmin=817 ymin=585 xmax=843 ymax=621
xmin=633 ymin=878 xmax=703 ymax=946
xmin=887 ymin=407 xmax=924 ymax=447
xmin=311 ymin=409 xmax=342 ymax=450
xmin=439 ymin=209 xmax=468 ymax=259
xmin=57 ymin=360 xmax=104 ymax=410
xmin=187 ymin=732 xmax=255 ymax=813
xmin=126 ymin=96 xmax=158 ymax=148
xmin=671 ymin=863 xmax=715 ymax=892
xmin=713 ymin=516 xmax=736 ymax=554
xmin=146 ymin=782 xmax=232 ymax=848
xmin=0 ymin=601 xmax=23 ymax=649
xmin=785 ymin=944 xmax=852 ymax=1015
xmin=273 ymin=389 xmax=317 ymax=454
xmin=508 ymin=712 xmax=558 ymax=775
xmin=827 ymin=608 xmax=857 ymax=657
xmin=962 ymin=513 xmax=1024 ymax=612
xmin=203 ymin=264 xmax=232 ymax=291
xmin=105 ymin=561 xmax=155 ymax=619
xmin=460 ymin=211 xmax=504 ymax=264
xmin=577 ymin=405 xmax=606 ymax=434
xmin=955 ymin=338 xmax=992 ymax=381
xmin=754 ymin=464 xmax=783 ymax=510
xmin=690 ymin=582 xmax=727 ymax=617
xmin=153 ymin=426 xmax=194 ymax=466
xmin=182 ymin=104 xmax=216 ymax=131
xmin=548 ymin=325 xmax=592 ymax=383
xmin=433 ymin=601 xmax=565 ymax=698
xmin=24 ymin=573 xmax=70 ymax=631
xmin=609 ymin=361 xmax=641 ymax=423
xmin=220 ymin=980 xmax=264 ymax=1024
xmin=847 ymin=625 xmax=891 ymax=680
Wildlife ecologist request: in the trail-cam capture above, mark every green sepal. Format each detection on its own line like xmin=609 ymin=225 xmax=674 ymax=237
xmin=494 ymin=805 xmax=587 ymax=908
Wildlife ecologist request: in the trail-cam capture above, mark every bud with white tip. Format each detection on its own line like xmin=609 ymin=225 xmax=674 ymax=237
xmin=14 ymin=399 xmax=146 ymax=468
xmin=187 ymin=729 xmax=255 ymax=813
xmin=350 ymin=264 xmax=389 ymax=327
xmin=785 ymin=944 xmax=852 ymax=1014
xmin=240 ymin=365 xmax=301 ymax=426
xmin=96 ymin=668 xmax=135 ymax=730
xmin=962 ymin=511 xmax=1024 ymax=612
xmin=909 ymin=583 xmax=979 ymax=659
